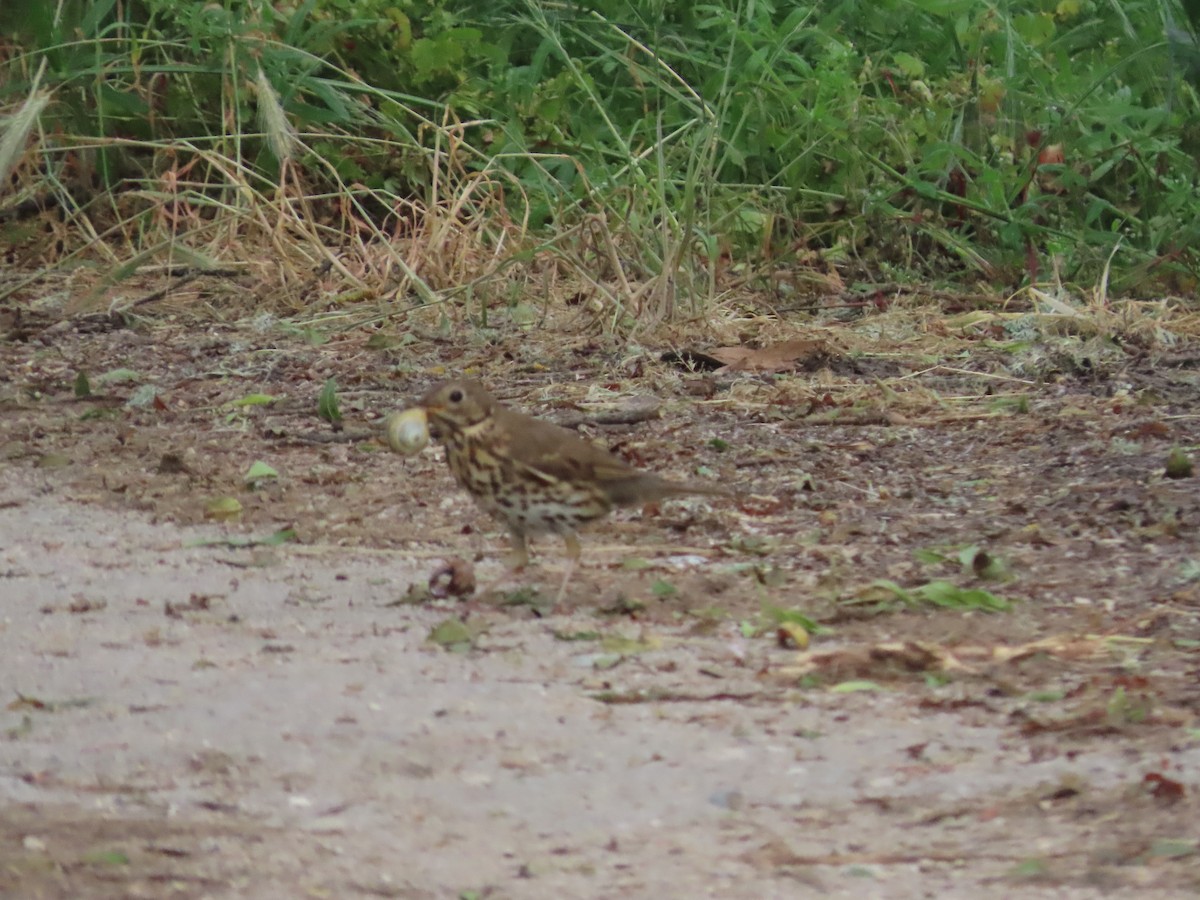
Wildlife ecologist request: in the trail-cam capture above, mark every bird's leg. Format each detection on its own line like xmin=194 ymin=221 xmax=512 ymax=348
xmin=506 ymin=527 xmax=531 ymax=570
xmin=554 ymin=532 xmax=582 ymax=606
xmin=468 ymin=526 xmax=528 ymax=604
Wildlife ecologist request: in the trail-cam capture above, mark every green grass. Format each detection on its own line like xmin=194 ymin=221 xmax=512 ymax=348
xmin=2 ymin=0 xmax=1199 ymax=323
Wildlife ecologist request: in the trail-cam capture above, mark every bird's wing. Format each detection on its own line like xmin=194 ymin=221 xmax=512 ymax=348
xmin=498 ymin=409 xmax=637 ymax=486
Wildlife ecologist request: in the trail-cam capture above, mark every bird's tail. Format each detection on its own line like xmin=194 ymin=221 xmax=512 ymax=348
xmin=608 ymin=473 xmax=734 ymax=507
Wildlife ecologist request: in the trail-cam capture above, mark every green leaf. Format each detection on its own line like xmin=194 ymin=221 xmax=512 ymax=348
xmin=915 ymin=580 xmax=1011 ymax=612
xmin=427 ymin=618 xmax=485 ymax=652
xmin=760 ymin=603 xmax=819 ymax=634
xmin=259 ymin=527 xmax=298 ymax=546
xmin=600 ymin=634 xmax=656 ymax=654
xmin=79 ymin=408 xmax=118 ymax=421
xmin=651 ymin=579 xmax=677 ymax=598
xmin=229 ymin=394 xmax=277 ymax=408
xmin=366 ymin=332 xmax=405 ymax=350
xmin=1027 ymin=690 xmax=1065 ymax=702
xmin=1007 ymin=858 xmax=1049 ymax=879
xmin=205 ymin=497 xmax=243 ymax=520
xmin=913 ymin=547 xmax=949 ymax=565
xmin=956 ymin=545 xmax=983 ymax=569
xmin=1012 ymin=11 xmax=1056 ymax=45
xmin=294 ymin=328 xmax=329 ymax=346
xmin=126 ymin=384 xmax=159 ymax=408
xmin=74 ymin=371 xmax=91 ymax=398
xmin=79 ymin=0 xmax=118 ymax=37
xmin=908 ymin=0 xmax=975 ymax=14
xmin=892 ymin=51 xmax=924 ymax=79
xmin=186 ymin=528 xmax=297 ymax=548
xmin=553 ymin=630 xmax=601 ymax=642
xmin=96 ymin=368 xmax=141 ymax=384
xmin=1147 ymin=839 xmax=1198 ymax=859
xmin=83 ymin=850 xmax=129 ymax=866
xmin=957 ymin=545 xmax=1011 ymax=580
xmin=830 ymin=680 xmax=882 ymax=693
xmin=858 ymin=579 xmax=1011 ymax=612
xmin=243 ymin=461 xmax=279 ymax=485
xmin=498 ymin=587 xmax=550 ymax=610
xmin=990 ymin=394 xmax=1030 ymax=414
xmin=866 ymin=579 xmax=914 ymax=604
xmin=35 ymin=453 xmax=71 ymax=469
xmin=318 ymin=377 xmax=342 ymax=424
xmin=508 ymin=302 xmax=538 ymax=327
xmin=1165 ymin=447 xmax=1193 ymax=479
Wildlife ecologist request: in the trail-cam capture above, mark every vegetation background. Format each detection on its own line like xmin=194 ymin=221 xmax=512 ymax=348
xmin=5 ymin=6 xmax=1200 ymax=896
xmin=4 ymin=0 xmax=1200 ymax=328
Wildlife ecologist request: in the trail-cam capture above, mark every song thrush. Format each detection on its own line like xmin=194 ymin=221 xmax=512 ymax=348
xmin=416 ymin=379 xmax=727 ymax=597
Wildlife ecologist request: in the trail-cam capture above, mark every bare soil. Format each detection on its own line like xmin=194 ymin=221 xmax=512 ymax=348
xmin=2 ymin=309 xmax=1200 ymax=898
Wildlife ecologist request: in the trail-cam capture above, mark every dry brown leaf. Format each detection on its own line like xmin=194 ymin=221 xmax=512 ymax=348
xmin=707 ymin=339 xmax=832 ymax=373
xmin=778 ymin=641 xmax=973 ymax=681
xmin=776 ymin=634 xmax=1144 ymax=684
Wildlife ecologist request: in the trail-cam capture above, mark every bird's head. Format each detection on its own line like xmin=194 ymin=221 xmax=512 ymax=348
xmin=419 ymin=379 xmax=496 ymax=437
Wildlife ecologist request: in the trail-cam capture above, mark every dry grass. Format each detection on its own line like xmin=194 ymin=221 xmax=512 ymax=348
xmin=5 ymin=120 xmax=1200 ymax=373
xmin=3 ymin=129 xmax=721 ymax=336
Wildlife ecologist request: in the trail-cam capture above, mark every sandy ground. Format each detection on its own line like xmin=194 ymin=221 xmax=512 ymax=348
xmin=2 ymin=318 xmax=1200 ymax=897
xmin=2 ymin=481 xmax=1198 ymax=899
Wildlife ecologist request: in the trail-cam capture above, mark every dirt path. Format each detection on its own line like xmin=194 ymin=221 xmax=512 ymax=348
xmin=2 ymin=319 xmax=1200 ymax=897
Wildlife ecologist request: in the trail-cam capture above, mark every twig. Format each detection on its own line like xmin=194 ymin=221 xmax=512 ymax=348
xmin=128 ymin=267 xmax=245 ymax=310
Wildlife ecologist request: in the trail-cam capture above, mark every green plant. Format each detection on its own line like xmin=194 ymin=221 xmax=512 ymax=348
xmin=2 ymin=0 xmax=1197 ymax=324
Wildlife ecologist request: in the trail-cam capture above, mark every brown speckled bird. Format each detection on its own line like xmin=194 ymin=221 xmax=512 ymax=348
xmin=418 ymin=379 xmax=727 ymax=597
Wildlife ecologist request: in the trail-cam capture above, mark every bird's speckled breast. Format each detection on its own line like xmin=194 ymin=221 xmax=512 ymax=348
xmin=444 ymin=431 xmax=506 ymax=512
xmin=441 ymin=422 xmax=611 ymax=536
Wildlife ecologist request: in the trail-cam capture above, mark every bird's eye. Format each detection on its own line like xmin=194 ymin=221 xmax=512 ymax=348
xmin=448 ymin=389 xmax=464 ymax=403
